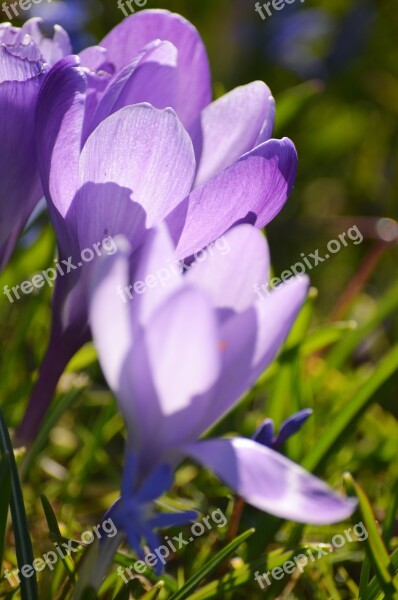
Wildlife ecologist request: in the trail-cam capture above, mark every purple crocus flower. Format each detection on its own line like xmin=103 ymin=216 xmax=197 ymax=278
xmin=18 ymin=10 xmax=297 ymax=441
xmin=88 ymin=225 xmax=356 ymax=570
xmin=0 ymin=18 xmax=71 ymax=271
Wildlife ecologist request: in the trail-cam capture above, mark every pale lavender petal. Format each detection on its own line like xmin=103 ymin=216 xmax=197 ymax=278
xmin=20 ymin=18 xmax=72 ymax=65
xmin=89 ymin=238 xmax=133 ymax=395
xmin=71 ymin=104 xmax=196 ymax=251
xmin=89 ymin=40 xmax=179 ymax=134
xmin=168 ymin=138 xmax=298 ymax=259
xmin=185 ymin=225 xmax=270 ymax=320
xmin=193 ymin=276 xmax=310 ymax=436
xmin=184 ymin=438 xmax=357 ymax=524
xmin=250 ymin=276 xmax=310 ymax=377
xmin=129 ymin=225 xmax=184 ymax=327
xmin=0 ymin=23 xmax=20 ymax=44
xmin=122 ymin=287 xmax=220 ymax=466
xmin=143 ymin=287 xmax=220 ymax=419
xmin=190 ymin=82 xmax=275 ymax=187
xmin=99 ymin=9 xmax=211 ymax=128
xmin=79 ymin=45 xmax=114 ymax=73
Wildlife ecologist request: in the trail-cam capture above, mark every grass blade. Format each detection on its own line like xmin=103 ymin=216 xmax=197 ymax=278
xmin=0 ymin=455 xmax=11 ymax=567
xmin=303 ymin=345 xmax=398 ymax=473
xmin=0 ymin=409 xmax=39 ymax=600
xmin=169 ymin=528 xmax=254 ymax=600
xmin=344 ymin=473 xmax=398 ymax=599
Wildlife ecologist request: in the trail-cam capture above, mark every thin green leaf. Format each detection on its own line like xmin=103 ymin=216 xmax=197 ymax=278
xmin=169 ymin=528 xmax=254 ymax=600
xmin=40 ymin=494 xmax=62 ymax=538
xmin=359 ymin=555 xmax=372 ymax=599
xmin=344 ymin=473 xmax=398 ymax=599
xmin=363 ymin=547 xmax=398 ymax=600
xmin=0 ymin=409 xmax=39 ymax=600
xmin=303 ymin=345 xmax=398 ymax=473
xmin=382 ymin=479 xmax=398 ymax=549
xmin=0 ymin=454 xmax=11 ymax=567
xmin=187 ymin=544 xmax=330 ymax=600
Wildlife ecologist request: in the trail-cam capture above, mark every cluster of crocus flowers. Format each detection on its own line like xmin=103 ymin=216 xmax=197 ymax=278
xmin=88 ymin=225 xmax=356 ymax=569
xmin=18 ymin=9 xmax=298 ymax=441
xmin=1 ymin=8 xmax=357 ymax=578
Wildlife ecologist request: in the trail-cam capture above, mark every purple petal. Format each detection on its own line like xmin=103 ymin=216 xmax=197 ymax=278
xmin=36 ymin=55 xmax=86 ymax=254
xmin=71 ymin=104 xmax=196 ymax=251
xmin=89 ymin=40 xmax=179 ymax=134
xmin=168 ymin=138 xmax=298 ymax=259
xmin=185 ymin=225 xmax=270 ymax=321
xmin=124 ymin=287 xmax=220 ymax=467
xmin=190 ymin=82 xmax=275 ymax=187
xmin=184 ymin=438 xmax=357 ymax=524
xmin=142 ymin=287 xmax=220 ymax=420
xmin=0 ymin=23 xmax=20 ymax=44
xmin=253 ymin=419 xmax=275 ymax=447
xmin=129 ymin=225 xmax=184 ymax=327
xmin=99 ymin=9 xmax=211 ymax=129
xmin=89 ymin=238 xmax=133 ymax=396
xmin=273 ymin=409 xmax=313 ymax=450
xmin=0 ymin=47 xmax=44 ymax=269
xmin=21 ymin=18 xmax=72 ymax=65
xmin=79 ymin=45 xmax=114 ymax=72
xmin=193 ymin=276 xmax=310 ymax=436
xmin=250 ymin=276 xmax=310 ymax=378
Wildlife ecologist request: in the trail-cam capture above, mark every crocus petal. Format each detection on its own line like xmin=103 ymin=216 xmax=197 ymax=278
xmin=168 ymin=138 xmax=298 ymax=259
xmin=120 ymin=287 xmax=221 ymax=467
xmin=89 ymin=40 xmax=179 ymax=134
xmin=142 ymin=287 xmax=220 ymax=419
xmin=36 ymin=55 xmax=86 ymax=254
xmin=0 ymin=23 xmax=20 ymax=44
xmin=71 ymin=104 xmax=196 ymax=251
xmin=190 ymin=82 xmax=275 ymax=187
xmin=185 ymin=225 xmax=270 ymax=319
xmin=129 ymin=224 xmax=184 ymax=327
xmin=253 ymin=419 xmax=274 ymax=447
xmin=194 ymin=276 xmax=310 ymax=436
xmin=250 ymin=276 xmax=310 ymax=375
xmin=21 ymin=18 xmax=72 ymax=65
xmin=99 ymin=9 xmax=211 ymax=129
xmin=273 ymin=409 xmax=313 ymax=449
xmin=89 ymin=238 xmax=133 ymax=396
xmin=184 ymin=438 xmax=357 ymax=524
xmin=0 ymin=47 xmax=44 ymax=269
xmin=79 ymin=45 xmax=114 ymax=73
